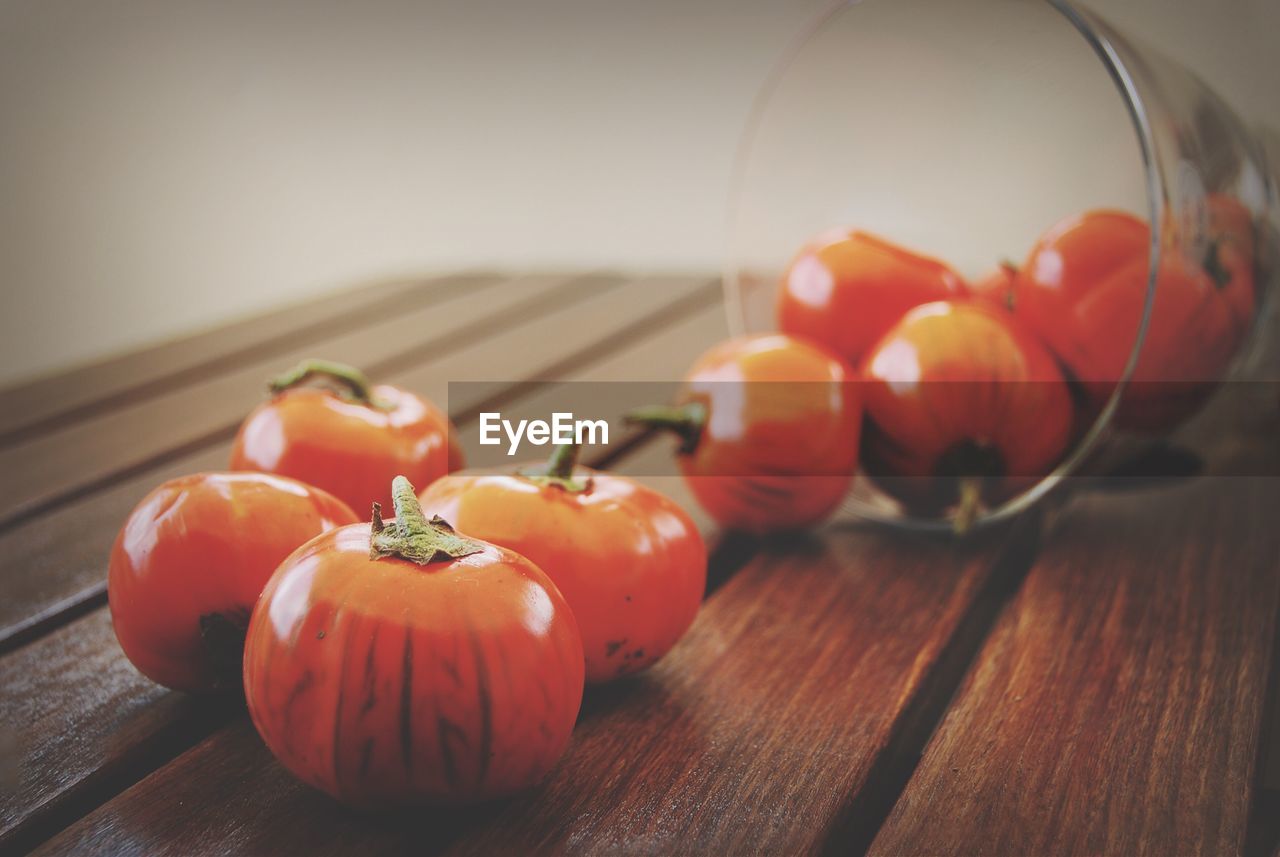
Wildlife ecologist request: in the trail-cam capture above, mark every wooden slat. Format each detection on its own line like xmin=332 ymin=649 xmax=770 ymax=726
xmin=32 ymin=522 xmax=1036 ymax=856
xmin=0 ymin=285 xmax=722 ymax=652
xmin=869 ymin=474 xmax=1280 ymax=857
xmin=0 ymin=611 xmax=240 ymax=856
xmin=0 ymin=274 xmax=605 ymax=534
xmin=0 ymin=272 xmax=497 ymax=445
xmin=0 ymin=274 xmax=593 ymax=649
xmin=448 ymin=298 xmax=726 ymax=475
xmin=1 ymin=276 xmax=725 ymax=854
xmin=0 ymin=275 xmax=715 ymax=650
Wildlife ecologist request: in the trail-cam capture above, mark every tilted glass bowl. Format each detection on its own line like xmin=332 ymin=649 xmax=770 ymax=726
xmin=725 ymin=0 xmax=1279 ymax=531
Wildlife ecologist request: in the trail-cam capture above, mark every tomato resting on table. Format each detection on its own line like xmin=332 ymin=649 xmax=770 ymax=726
xmin=418 ymin=443 xmax=706 ymax=683
xmin=108 ymin=472 xmax=357 ymax=693
xmin=1011 ymin=208 xmax=1255 ymax=431
xmin=859 ymin=301 xmax=1074 ymax=529
xmin=777 ymin=229 xmax=968 ymax=367
xmin=231 ymin=359 xmax=462 ymax=515
xmin=628 ymin=333 xmax=861 ymax=533
xmin=242 ymin=476 xmax=584 ymax=808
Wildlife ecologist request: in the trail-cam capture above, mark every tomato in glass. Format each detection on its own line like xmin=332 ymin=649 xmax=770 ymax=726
xmin=242 ymin=476 xmax=584 ymax=808
xmin=860 ymin=301 xmax=1074 ymax=529
xmin=1011 ymin=209 xmax=1255 ymax=431
xmin=418 ymin=443 xmax=705 ymax=684
xmin=108 ymin=472 xmax=357 ymax=693
xmin=231 ymin=359 xmax=460 ymax=514
xmin=629 ymin=334 xmax=860 ymax=533
xmin=777 ymin=229 xmax=968 ymax=366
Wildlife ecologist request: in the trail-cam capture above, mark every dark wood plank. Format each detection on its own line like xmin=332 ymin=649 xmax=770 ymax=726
xmin=32 ymin=517 xmax=1038 ymax=856
xmin=0 ymin=275 xmax=586 ymax=650
xmin=0 ymin=611 xmax=240 ymax=857
xmin=448 ymin=297 xmax=727 ymax=476
xmin=1 ymin=278 xmax=725 ymax=854
xmin=0 ymin=275 xmax=715 ymax=650
xmin=869 ymin=473 xmax=1280 ymax=857
xmin=0 ymin=274 xmax=600 ymax=534
xmin=0 ymin=272 xmax=497 ymax=446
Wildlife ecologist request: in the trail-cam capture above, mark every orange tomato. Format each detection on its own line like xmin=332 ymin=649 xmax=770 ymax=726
xmin=418 ymin=443 xmax=706 ymax=684
xmin=860 ymin=301 xmax=1074 ymax=527
xmin=629 ymin=334 xmax=860 ymax=533
xmin=1012 ymin=209 xmax=1255 ymax=431
xmin=243 ymin=476 xmax=584 ymax=807
xmin=108 ymin=472 xmax=357 ymax=693
xmin=777 ymin=229 xmax=968 ymax=366
xmin=231 ymin=359 xmax=460 ymax=514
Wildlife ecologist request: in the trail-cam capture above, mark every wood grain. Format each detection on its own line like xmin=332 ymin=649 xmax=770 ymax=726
xmin=32 ymin=520 xmax=1036 ymax=856
xmin=0 ymin=611 xmax=240 ymax=856
xmin=0 ymin=272 xmax=497 ymax=446
xmin=0 ymin=273 xmax=601 ymax=533
xmin=1 ymin=278 xmax=728 ymax=854
xmin=869 ymin=474 xmax=1280 ymax=857
xmin=0 ymin=275 xmax=713 ymax=647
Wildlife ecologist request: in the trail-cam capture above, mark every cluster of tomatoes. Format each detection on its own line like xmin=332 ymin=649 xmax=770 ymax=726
xmin=108 ymin=359 xmax=705 ymax=807
xmin=633 ymin=202 xmax=1256 ymax=533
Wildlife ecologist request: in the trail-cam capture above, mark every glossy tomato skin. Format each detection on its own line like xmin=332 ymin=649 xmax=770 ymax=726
xmin=108 ymin=472 xmax=357 ymax=693
xmin=777 ymin=229 xmax=968 ymax=366
xmin=1012 ymin=209 xmax=1255 ymax=431
xmin=231 ymin=384 xmax=459 ymax=514
xmin=859 ymin=301 xmax=1074 ymax=514
xmin=242 ymin=524 xmax=584 ymax=808
xmin=678 ymin=334 xmax=861 ymax=533
xmin=418 ymin=469 xmax=706 ymax=683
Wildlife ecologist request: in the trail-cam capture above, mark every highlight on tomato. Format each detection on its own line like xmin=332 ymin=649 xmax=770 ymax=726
xmin=627 ymin=333 xmax=861 ymax=533
xmin=777 ymin=229 xmax=968 ymax=367
xmin=242 ymin=476 xmax=584 ymax=808
xmin=418 ymin=442 xmax=706 ymax=684
xmin=859 ymin=301 xmax=1075 ymax=531
xmin=231 ymin=359 xmax=461 ymax=515
xmin=108 ymin=472 xmax=357 ymax=693
xmin=1011 ymin=208 xmax=1255 ymax=431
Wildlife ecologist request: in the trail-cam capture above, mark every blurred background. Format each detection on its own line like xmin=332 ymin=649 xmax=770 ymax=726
xmin=1 ymin=0 xmax=1277 ymax=388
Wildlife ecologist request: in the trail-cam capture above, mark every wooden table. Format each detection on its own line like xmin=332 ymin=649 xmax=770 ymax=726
xmin=1 ymin=272 xmax=1277 ymax=856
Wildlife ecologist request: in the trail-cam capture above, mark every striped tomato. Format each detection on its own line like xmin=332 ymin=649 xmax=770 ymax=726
xmin=242 ymin=476 xmax=584 ymax=807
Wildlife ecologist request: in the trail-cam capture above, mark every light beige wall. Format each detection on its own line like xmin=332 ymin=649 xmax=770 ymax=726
xmin=1 ymin=0 xmax=1276 ymax=387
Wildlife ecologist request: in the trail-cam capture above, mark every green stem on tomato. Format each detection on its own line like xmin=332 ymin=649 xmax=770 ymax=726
xmin=546 ymin=441 xmax=580 ymax=479
xmin=369 ymin=476 xmax=485 ymax=565
xmin=269 ymin=358 xmax=390 ymax=409
xmin=625 ymin=401 xmax=707 ymax=455
xmin=517 ymin=442 xmax=591 ymax=493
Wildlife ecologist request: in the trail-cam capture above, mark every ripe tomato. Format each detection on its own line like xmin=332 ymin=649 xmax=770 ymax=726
xmin=108 ymin=472 xmax=357 ymax=693
xmin=860 ymin=301 xmax=1074 ymax=528
xmin=629 ymin=334 xmax=860 ymax=533
xmin=242 ymin=476 xmax=584 ymax=807
xmin=1012 ymin=209 xmax=1255 ymax=431
xmin=777 ymin=229 xmax=968 ymax=366
xmin=231 ymin=359 xmax=461 ymax=515
xmin=418 ymin=443 xmax=706 ymax=684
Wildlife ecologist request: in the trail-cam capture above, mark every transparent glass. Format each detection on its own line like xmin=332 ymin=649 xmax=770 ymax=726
xmin=725 ymin=0 xmax=1279 ymax=531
